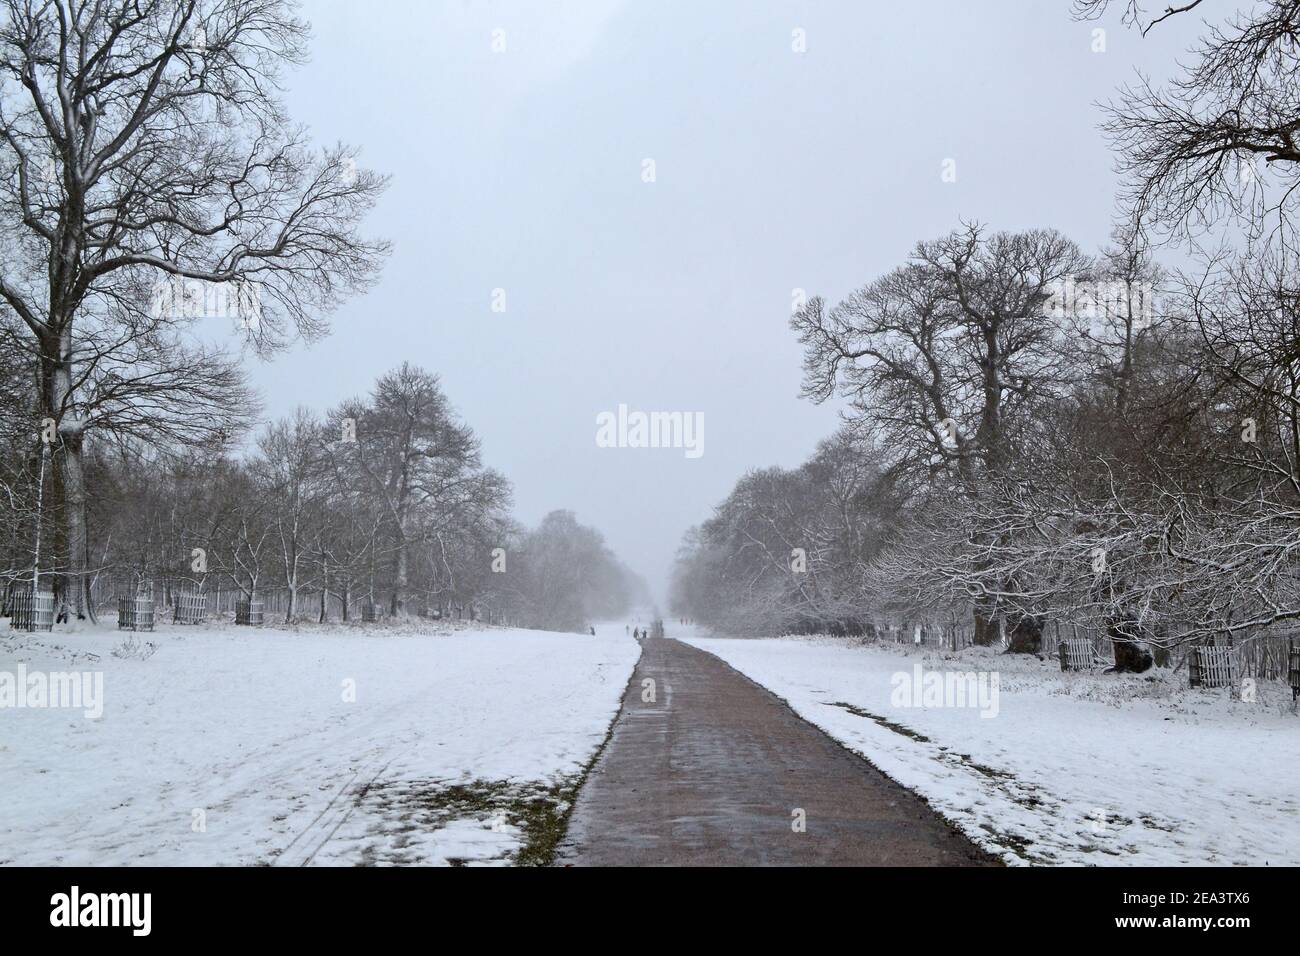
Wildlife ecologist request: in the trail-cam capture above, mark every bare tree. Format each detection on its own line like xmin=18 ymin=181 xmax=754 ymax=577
xmin=668 ymin=429 xmax=895 ymax=637
xmin=331 ymin=365 xmax=509 ymax=617
xmin=256 ymin=407 xmax=327 ymax=622
xmin=794 ymin=225 xmax=1088 ymax=482
xmin=514 ymin=510 xmax=636 ymax=633
xmin=1077 ymin=0 xmax=1300 ymax=238
xmin=792 ymin=224 xmax=1089 ymax=644
xmin=1072 ymin=0 xmax=1207 ymax=36
xmin=0 ymin=0 xmax=388 ymax=619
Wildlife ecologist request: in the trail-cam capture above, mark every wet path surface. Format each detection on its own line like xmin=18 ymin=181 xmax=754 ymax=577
xmin=556 ymin=637 xmax=997 ymax=866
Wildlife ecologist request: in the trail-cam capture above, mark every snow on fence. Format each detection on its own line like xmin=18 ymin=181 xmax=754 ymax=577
xmin=173 ymin=592 xmax=206 ymax=625
xmin=234 ymin=598 xmax=264 ymax=626
xmin=117 ymin=595 xmax=155 ymax=632
xmin=89 ymin=578 xmax=484 ymax=620
xmin=1058 ymin=637 xmax=1098 ymax=672
xmin=876 ymin=616 xmax=1300 ymax=681
xmin=1189 ymin=646 xmax=1234 ymax=689
xmin=1233 ymin=633 xmax=1296 ymax=681
xmin=9 ymin=589 xmax=54 ymax=632
xmin=868 ymin=619 xmax=1111 ymax=656
xmin=81 ymin=576 xmax=515 ymax=628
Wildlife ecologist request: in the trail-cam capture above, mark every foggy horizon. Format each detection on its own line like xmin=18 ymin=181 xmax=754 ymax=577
xmin=233 ymin=0 xmax=1201 ymax=600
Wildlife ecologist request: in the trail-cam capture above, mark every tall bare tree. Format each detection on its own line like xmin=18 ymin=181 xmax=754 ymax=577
xmin=339 ymin=364 xmax=510 ymax=616
xmin=0 ymin=0 xmax=388 ymax=618
xmin=256 ymin=407 xmax=326 ymax=622
xmin=1076 ymin=0 xmax=1300 ymax=238
xmin=792 ymin=224 xmax=1089 ymax=644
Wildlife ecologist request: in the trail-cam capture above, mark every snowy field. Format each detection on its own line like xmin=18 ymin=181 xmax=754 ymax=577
xmin=0 ymin=618 xmax=639 ymax=866
xmin=681 ymin=629 xmax=1300 ymax=866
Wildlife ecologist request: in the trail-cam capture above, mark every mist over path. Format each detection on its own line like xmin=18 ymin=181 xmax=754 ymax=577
xmin=557 ymin=630 xmax=996 ymax=866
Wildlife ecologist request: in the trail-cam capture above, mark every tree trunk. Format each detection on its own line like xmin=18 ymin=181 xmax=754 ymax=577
xmin=39 ymin=331 xmax=95 ymax=623
xmin=972 ymin=607 xmax=998 ymax=646
xmin=390 ymin=527 xmax=408 ymax=616
xmin=1004 ymin=612 xmax=1043 ymax=654
xmin=63 ymin=445 xmax=92 ymax=620
xmin=319 ymin=560 xmax=329 ymax=623
xmin=1108 ymin=615 xmax=1154 ymax=673
xmin=1151 ymin=624 xmax=1171 ymax=667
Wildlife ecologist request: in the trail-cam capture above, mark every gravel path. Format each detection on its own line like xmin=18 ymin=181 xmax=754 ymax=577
xmin=557 ymin=637 xmax=998 ymax=866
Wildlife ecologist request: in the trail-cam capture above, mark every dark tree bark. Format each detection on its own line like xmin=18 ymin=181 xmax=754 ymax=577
xmin=972 ymin=608 xmax=999 ymax=646
xmin=1108 ymin=616 xmax=1155 ymax=673
xmin=1004 ymin=613 xmax=1044 ymax=654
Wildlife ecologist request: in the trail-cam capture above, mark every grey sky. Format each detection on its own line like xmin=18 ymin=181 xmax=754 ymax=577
xmin=247 ymin=0 xmax=1200 ymax=600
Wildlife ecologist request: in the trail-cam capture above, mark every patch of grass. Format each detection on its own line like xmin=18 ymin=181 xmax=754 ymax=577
xmin=508 ymin=785 xmax=571 ymax=867
xmin=978 ymin=823 xmax=1036 ymax=862
xmin=939 ymin=750 xmax=1015 ymax=781
xmin=353 ymin=777 xmax=579 ymax=867
xmin=1139 ymin=813 xmax=1175 ymax=832
xmin=362 ymin=778 xmax=556 ymax=865
xmin=364 ymin=646 xmax=640 ymax=866
xmin=826 ymin=700 xmax=932 ymax=742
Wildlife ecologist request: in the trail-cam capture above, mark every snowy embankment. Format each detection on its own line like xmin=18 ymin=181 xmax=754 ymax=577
xmin=681 ymin=630 xmax=1300 ymax=866
xmin=1 ymin=619 xmax=639 ymax=866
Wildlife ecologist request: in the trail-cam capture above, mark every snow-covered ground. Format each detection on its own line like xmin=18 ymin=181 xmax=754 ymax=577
xmin=680 ymin=628 xmax=1300 ymax=866
xmin=1 ymin=618 xmax=639 ymax=866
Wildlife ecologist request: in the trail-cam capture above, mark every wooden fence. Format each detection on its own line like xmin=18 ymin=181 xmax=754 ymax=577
xmin=865 ymin=614 xmax=1299 ymax=686
xmin=8 ymin=589 xmax=54 ymax=632
xmin=1189 ymin=646 xmax=1234 ymax=688
xmin=81 ymin=576 xmax=513 ymax=627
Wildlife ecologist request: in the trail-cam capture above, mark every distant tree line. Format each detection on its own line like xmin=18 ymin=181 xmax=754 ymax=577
xmin=0 ymin=361 xmax=645 ymax=632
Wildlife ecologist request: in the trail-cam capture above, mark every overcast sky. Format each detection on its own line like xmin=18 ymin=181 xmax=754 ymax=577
xmin=248 ymin=0 xmax=1202 ymax=601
